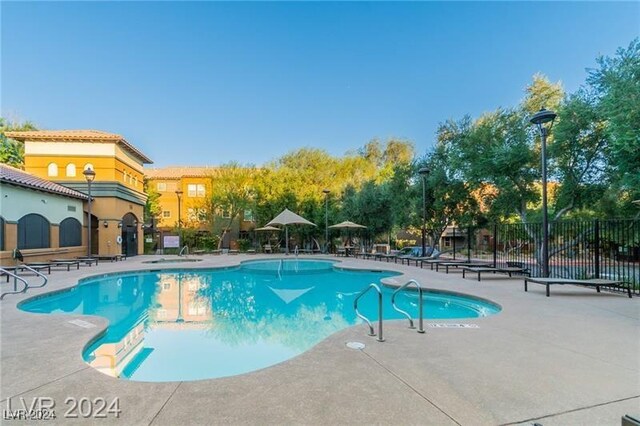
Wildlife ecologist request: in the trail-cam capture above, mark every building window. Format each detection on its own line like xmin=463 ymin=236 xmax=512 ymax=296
xmin=18 ymin=214 xmax=50 ymax=249
xmin=59 ymin=217 xmax=82 ymax=247
xmin=187 ymin=184 xmax=205 ymax=197
xmin=47 ymin=163 xmax=58 ymax=177
xmin=157 ymin=182 xmax=167 ymax=192
xmin=83 ymin=163 xmax=94 ymax=172
xmin=65 ymin=163 xmax=77 ymax=177
xmin=123 ymin=171 xmax=128 ymax=183
xmin=162 ymin=211 xmax=171 ymax=218
xmin=243 ymin=210 xmax=254 ymax=222
xmin=134 ymin=177 xmax=138 ymax=187
xmin=187 ymin=208 xmax=206 ymax=222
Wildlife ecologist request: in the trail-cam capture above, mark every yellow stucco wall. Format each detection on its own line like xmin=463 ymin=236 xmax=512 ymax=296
xmin=24 ymin=155 xmax=144 ymax=193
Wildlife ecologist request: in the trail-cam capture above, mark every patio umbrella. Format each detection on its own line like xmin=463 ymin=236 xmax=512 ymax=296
xmin=329 ymin=221 xmax=367 ymax=247
xmin=266 ymin=208 xmax=316 ymax=254
xmin=254 ymin=225 xmax=281 ymax=249
xmin=254 ymin=226 xmax=281 ymax=232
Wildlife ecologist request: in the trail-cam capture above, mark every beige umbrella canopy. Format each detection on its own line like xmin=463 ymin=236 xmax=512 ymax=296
xmin=266 ymin=208 xmax=316 ymax=253
xmin=329 ymin=221 xmax=367 ymax=247
xmin=328 ymin=221 xmax=367 ymax=229
xmin=254 ymin=226 xmax=281 ymax=232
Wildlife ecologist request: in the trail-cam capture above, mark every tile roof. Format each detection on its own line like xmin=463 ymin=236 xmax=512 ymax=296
xmin=0 ymin=164 xmax=89 ymax=200
xmin=144 ymin=166 xmax=221 ymax=179
xmin=5 ymin=130 xmax=153 ymax=164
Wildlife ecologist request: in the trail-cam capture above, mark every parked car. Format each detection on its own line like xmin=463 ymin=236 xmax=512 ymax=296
xmin=398 ymin=246 xmax=440 ymax=257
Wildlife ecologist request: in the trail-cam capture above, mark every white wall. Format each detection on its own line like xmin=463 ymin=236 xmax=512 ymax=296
xmin=0 ymin=184 xmax=84 ymax=224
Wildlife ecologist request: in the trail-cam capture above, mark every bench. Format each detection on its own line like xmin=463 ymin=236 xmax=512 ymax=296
xmin=462 ymin=266 xmax=530 ymax=281
xmin=524 ymin=277 xmax=632 ymax=298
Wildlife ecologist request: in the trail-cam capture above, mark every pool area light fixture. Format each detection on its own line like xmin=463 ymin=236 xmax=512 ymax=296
xmin=418 ymin=167 xmax=430 ymax=257
xmin=83 ymin=167 xmax=96 ymax=257
xmin=529 ymin=107 xmax=557 ymax=278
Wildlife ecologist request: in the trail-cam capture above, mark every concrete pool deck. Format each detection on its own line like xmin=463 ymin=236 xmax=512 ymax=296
xmin=1 ymin=254 xmax=638 ymax=425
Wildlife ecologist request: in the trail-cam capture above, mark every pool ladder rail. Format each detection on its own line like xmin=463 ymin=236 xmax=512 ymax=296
xmin=391 ymin=279 xmax=425 ymax=334
xmin=178 ymin=245 xmax=189 ymax=257
xmin=353 ymin=279 xmax=426 ymax=341
xmin=354 ymin=283 xmax=385 ymax=342
xmin=0 ymin=265 xmax=49 ymax=300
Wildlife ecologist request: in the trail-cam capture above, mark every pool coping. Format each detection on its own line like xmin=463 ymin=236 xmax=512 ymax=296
xmin=1 ymin=254 xmax=638 ymax=425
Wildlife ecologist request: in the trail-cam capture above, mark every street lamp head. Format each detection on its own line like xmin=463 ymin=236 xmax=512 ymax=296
xmin=529 ymin=108 xmax=557 ymax=126
xmin=418 ymin=167 xmax=430 ymax=177
xmin=175 ymin=189 xmax=183 ymax=199
xmin=83 ymin=167 xmax=96 ymax=182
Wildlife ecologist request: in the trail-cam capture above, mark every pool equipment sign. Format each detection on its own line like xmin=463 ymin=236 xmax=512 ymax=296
xmin=163 ymin=235 xmax=180 ymax=248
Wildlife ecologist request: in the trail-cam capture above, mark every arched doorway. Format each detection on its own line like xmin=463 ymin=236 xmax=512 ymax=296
xmin=121 ymin=213 xmax=138 ymax=257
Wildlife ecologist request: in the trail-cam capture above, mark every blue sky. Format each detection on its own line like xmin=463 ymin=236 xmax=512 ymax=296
xmin=2 ymin=2 xmax=638 ymax=167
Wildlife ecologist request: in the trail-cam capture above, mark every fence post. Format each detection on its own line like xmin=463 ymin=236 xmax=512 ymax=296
xmin=493 ymin=223 xmax=497 ymax=267
xmin=467 ymin=225 xmax=471 ymax=261
xmin=594 ymin=219 xmax=600 ymax=278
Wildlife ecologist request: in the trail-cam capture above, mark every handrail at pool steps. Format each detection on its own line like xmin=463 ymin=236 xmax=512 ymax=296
xmin=391 ymin=279 xmax=425 ymax=334
xmin=353 ymin=283 xmax=385 ymax=342
xmin=179 ymin=245 xmax=189 ymax=257
xmin=1 ymin=265 xmax=50 ymax=300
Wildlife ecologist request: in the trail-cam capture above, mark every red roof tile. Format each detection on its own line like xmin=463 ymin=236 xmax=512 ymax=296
xmin=0 ymin=164 xmax=89 ymax=200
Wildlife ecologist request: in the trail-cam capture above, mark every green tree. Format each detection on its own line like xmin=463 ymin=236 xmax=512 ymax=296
xmin=143 ymin=178 xmax=162 ymax=224
xmin=201 ymin=164 xmax=256 ymax=249
xmin=0 ymin=117 xmax=37 ymax=168
xmin=587 ymin=39 xmax=640 ymax=214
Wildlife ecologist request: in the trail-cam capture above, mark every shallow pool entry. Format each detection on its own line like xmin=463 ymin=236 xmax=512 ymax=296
xmin=20 ymin=259 xmax=500 ymax=382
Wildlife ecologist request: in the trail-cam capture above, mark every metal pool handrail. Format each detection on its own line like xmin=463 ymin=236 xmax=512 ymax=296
xmin=0 ymin=268 xmax=29 ymax=300
xmin=353 ymin=283 xmax=385 ymax=342
xmin=179 ymin=245 xmax=189 ymax=257
xmin=391 ymin=279 xmax=425 ymax=333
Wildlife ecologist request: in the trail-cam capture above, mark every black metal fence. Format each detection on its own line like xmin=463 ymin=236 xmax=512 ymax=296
xmin=450 ymin=219 xmax=639 ymax=295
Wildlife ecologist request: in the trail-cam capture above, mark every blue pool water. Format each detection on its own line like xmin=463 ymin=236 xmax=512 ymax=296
xmin=20 ymin=259 xmax=500 ymax=382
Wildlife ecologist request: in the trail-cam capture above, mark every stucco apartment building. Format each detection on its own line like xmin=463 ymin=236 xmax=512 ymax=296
xmin=144 ymin=167 xmax=255 ymax=250
xmin=2 ymin=130 xmax=152 ymax=262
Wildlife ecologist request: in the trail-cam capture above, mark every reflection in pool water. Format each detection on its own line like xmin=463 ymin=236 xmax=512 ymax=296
xmin=20 ymin=260 xmax=500 ymax=382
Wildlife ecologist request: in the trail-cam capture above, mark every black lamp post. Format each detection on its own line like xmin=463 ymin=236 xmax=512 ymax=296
xmin=83 ymin=167 xmax=96 ymax=257
xmin=530 ymin=107 xmax=557 ymax=278
xmin=418 ymin=167 xmax=430 ymax=257
xmin=175 ymin=189 xmax=183 ymax=244
xmin=323 ymin=189 xmax=330 ymax=253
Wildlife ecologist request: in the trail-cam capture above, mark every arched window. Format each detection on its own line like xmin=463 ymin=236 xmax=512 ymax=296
xmin=17 ymin=214 xmax=50 ymax=249
xmin=47 ymin=163 xmax=58 ymax=177
xmin=59 ymin=217 xmax=82 ymax=247
xmin=84 ymin=163 xmax=94 ymax=172
xmin=66 ymin=163 xmax=77 ymax=177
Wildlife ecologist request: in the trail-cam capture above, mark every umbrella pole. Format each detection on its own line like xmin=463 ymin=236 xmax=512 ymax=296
xmin=286 ymin=226 xmax=289 ymax=255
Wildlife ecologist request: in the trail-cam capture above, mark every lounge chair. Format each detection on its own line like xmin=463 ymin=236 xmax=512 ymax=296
xmin=435 ymin=260 xmax=489 ymax=273
xmin=462 ymin=265 xmax=530 ymax=281
xmin=49 ymin=259 xmax=81 ymax=271
xmin=263 ymin=244 xmax=272 ymax=254
xmin=524 ymin=277 xmax=632 ymax=298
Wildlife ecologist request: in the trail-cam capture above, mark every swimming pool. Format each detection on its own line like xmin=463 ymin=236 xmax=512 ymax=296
xmin=20 ymin=259 xmax=500 ymax=382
